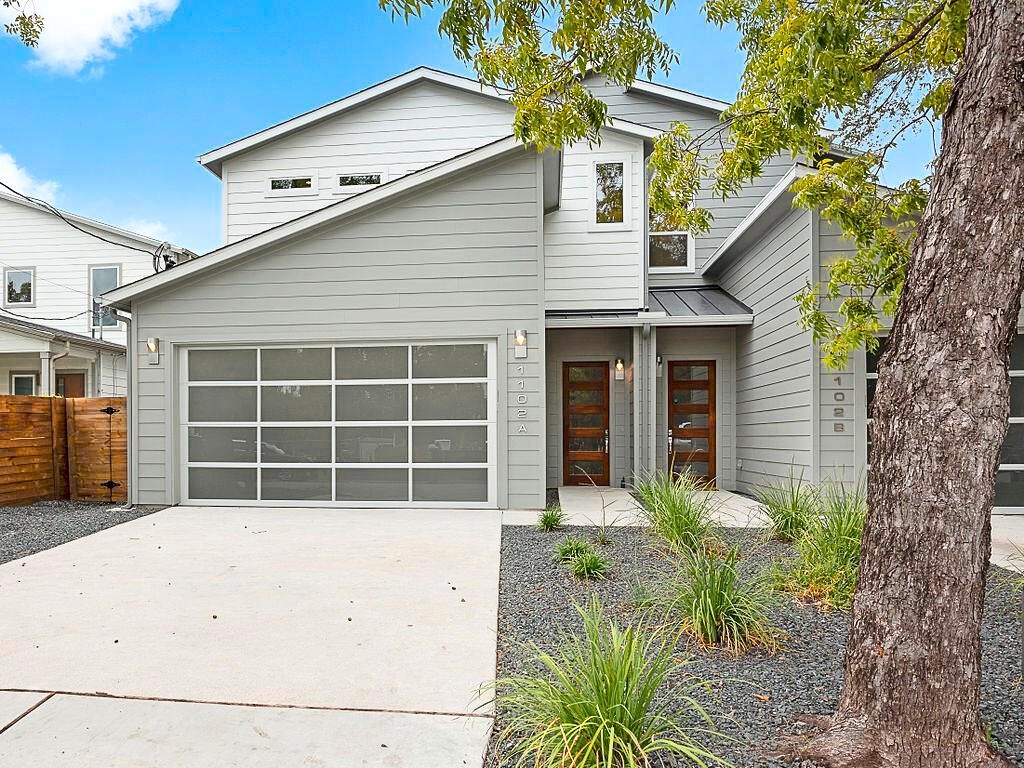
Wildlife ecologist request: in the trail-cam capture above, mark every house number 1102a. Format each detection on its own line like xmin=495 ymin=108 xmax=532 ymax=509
xmin=515 ymin=365 xmax=528 ymax=433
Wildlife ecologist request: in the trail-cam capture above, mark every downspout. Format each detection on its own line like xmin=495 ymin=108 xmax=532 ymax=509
xmin=49 ymin=341 xmax=71 ymax=395
xmin=114 ymin=310 xmax=133 ymax=508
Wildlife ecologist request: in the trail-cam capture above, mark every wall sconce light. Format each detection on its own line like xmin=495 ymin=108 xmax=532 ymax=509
xmin=146 ymin=337 xmax=160 ymax=366
xmin=656 ymin=354 xmax=663 ymax=377
xmin=614 ymin=357 xmax=626 ymax=380
xmin=513 ymin=329 xmax=528 ymax=359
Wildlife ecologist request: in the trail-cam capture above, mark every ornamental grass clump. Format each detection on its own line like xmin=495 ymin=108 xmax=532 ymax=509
xmin=491 ymin=597 xmax=724 ymax=767
xmin=537 ymin=505 xmax=565 ymax=532
xmin=658 ymin=547 xmax=781 ymax=654
xmin=633 ymin=469 xmax=718 ymax=554
xmin=554 ymin=536 xmax=592 ymax=563
xmin=777 ymin=481 xmax=866 ymax=609
xmin=568 ymin=549 xmax=610 ymax=580
xmin=756 ymin=470 xmax=816 ymax=542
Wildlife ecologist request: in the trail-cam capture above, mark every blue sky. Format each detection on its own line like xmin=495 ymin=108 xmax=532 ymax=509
xmin=0 ymin=0 xmax=935 ymax=254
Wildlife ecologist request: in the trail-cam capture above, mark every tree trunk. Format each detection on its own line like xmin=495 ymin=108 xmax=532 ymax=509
xmin=798 ymin=0 xmax=1024 ymax=766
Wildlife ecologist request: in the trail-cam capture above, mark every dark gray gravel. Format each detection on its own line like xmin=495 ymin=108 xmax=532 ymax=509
xmin=0 ymin=500 xmax=163 ymax=564
xmin=487 ymin=525 xmax=1024 ymax=766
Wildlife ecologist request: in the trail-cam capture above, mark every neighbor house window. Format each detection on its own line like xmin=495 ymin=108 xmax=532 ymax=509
xmin=593 ymin=160 xmax=629 ymax=227
xmin=267 ymin=174 xmax=318 ymax=196
xmin=336 ymin=172 xmax=383 ymax=190
xmin=4 ymin=267 xmax=34 ymax=306
xmin=11 ymin=373 xmax=35 ymax=395
xmin=649 ymin=210 xmax=694 ymax=272
xmin=90 ymin=265 xmax=120 ymax=328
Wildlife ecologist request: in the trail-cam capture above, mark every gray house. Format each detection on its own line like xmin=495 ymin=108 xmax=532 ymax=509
xmin=105 ymin=67 xmax=1024 ymax=512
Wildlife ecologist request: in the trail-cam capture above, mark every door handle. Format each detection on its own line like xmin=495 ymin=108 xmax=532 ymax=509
xmin=604 ymin=429 xmax=609 ymax=454
xmin=667 ymin=428 xmax=673 ymax=454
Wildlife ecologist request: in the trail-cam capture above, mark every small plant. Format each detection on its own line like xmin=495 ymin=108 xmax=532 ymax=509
xmin=568 ymin=549 xmax=610 ymax=580
xmin=554 ymin=536 xmax=593 ymax=563
xmin=658 ymin=547 xmax=780 ymax=654
xmin=537 ymin=505 xmax=565 ymax=532
xmin=776 ymin=481 xmax=866 ymax=609
xmin=633 ymin=469 xmax=718 ymax=553
xmin=757 ymin=470 xmax=816 ymax=542
xmin=490 ymin=597 xmax=723 ymax=767
xmin=626 ymin=575 xmax=657 ymax=611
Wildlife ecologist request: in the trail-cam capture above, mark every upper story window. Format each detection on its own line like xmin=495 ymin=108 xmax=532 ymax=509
xmin=336 ymin=172 xmax=383 ymax=191
xmin=4 ymin=267 xmax=34 ymax=306
xmin=592 ymin=158 xmax=631 ymax=230
xmin=267 ymin=174 xmax=319 ymax=197
xmin=90 ymin=265 xmax=120 ymax=329
xmin=649 ymin=211 xmax=695 ymax=273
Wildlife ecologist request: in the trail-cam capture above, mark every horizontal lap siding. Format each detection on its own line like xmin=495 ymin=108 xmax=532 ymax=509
xmin=543 ymin=134 xmax=644 ymax=310
xmin=132 ymin=152 xmax=545 ymax=509
xmin=221 ymin=81 xmax=515 ymax=243
xmin=718 ymin=207 xmax=814 ymax=492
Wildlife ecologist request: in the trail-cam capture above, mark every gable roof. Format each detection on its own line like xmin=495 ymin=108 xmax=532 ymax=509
xmin=197 ymin=66 xmax=730 ymax=178
xmin=0 ymin=190 xmax=194 ymax=257
xmin=109 ymin=135 xmax=533 ymax=308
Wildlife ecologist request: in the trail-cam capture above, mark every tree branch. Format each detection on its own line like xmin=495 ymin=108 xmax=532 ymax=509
xmin=863 ymin=3 xmax=946 ymax=73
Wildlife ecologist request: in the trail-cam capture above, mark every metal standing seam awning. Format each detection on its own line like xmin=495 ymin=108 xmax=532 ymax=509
xmin=544 ymin=286 xmax=754 ymax=327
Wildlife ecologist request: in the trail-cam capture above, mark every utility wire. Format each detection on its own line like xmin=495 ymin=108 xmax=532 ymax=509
xmin=0 ymin=306 xmax=91 ymax=322
xmin=0 ymin=255 xmax=108 ymax=303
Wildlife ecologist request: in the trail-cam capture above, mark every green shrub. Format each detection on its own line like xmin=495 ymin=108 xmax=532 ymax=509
xmin=491 ymin=598 xmax=723 ymax=767
xmin=537 ymin=505 xmax=565 ymax=532
xmin=568 ymin=549 xmax=610 ymax=580
xmin=626 ymin=575 xmax=657 ymax=611
xmin=633 ymin=469 xmax=717 ymax=553
xmin=777 ymin=481 xmax=866 ymax=609
xmin=756 ymin=470 xmax=816 ymax=542
xmin=658 ymin=547 xmax=780 ymax=654
xmin=554 ymin=536 xmax=592 ymax=563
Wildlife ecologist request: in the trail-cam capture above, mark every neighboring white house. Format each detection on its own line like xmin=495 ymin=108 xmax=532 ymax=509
xmin=0 ymin=191 xmax=193 ymax=397
xmin=102 ymin=66 xmax=1024 ymax=513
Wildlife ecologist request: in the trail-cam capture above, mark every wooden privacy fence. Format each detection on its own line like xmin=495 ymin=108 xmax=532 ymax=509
xmin=0 ymin=396 xmax=127 ymax=505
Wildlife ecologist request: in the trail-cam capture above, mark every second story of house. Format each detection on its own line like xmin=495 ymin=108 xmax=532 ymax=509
xmin=197 ymin=67 xmax=799 ymax=313
xmin=0 ymin=192 xmax=194 ymax=347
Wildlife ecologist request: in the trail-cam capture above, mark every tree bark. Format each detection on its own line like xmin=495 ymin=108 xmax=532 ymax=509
xmin=798 ymin=0 xmax=1024 ymax=766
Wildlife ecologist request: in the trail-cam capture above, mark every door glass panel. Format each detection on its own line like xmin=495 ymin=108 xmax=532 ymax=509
xmin=1001 ymin=423 xmax=1024 ymax=465
xmin=1011 ymin=377 xmax=1024 ymax=417
xmin=262 ymin=468 xmax=332 ymax=501
xmin=569 ymin=412 xmax=604 ymax=428
xmin=675 ymin=461 xmax=710 ymax=478
xmin=568 ymin=365 xmax=605 ymax=383
xmin=568 ymin=389 xmax=604 ymax=407
xmin=336 ymin=385 xmax=408 ymax=421
xmin=413 ymin=468 xmax=487 ymax=502
xmin=672 ymin=365 xmax=709 ymax=381
xmin=188 ymin=427 xmax=256 ymax=463
xmin=189 ymin=387 xmax=256 ymax=422
xmin=412 ymin=426 xmax=487 ymax=463
xmin=566 ymin=460 xmax=605 ymax=477
xmin=568 ymin=437 xmax=604 ymax=453
xmin=413 ymin=344 xmax=487 ymax=379
xmin=188 ymin=349 xmax=256 ymax=382
xmin=672 ymin=413 xmax=709 ymax=430
xmin=413 ymin=383 xmax=486 ymax=420
xmin=261 ymin=427 xmax=332 ymax=463
xmin=261 ymin=348 xmax=331 ymax=381
xmin=189 ymin=467 xmax=256 ymax=500
xmin=335 ymin=346 xmax=408 ymax=380
xmin=261 ymin=385 xmax=331 ymax=422
xmin=336 ymin=468 xmax=409 ymax=501
xmin=996 ymin=470 xmax=1024 ymax=506
xmin=672 ymin=389 xmax=709 ymax=405
xmin=673 ymin=437 xmax=709 ymax=453
xmin=336 ymin=426 xmax=408 ymax=463
xmin=866 ymin=378 xmax=878 ymax=411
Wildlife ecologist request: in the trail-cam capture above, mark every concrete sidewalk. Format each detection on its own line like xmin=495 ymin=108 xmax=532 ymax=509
xmin=0 ymin=506 xmax=500 ymax=766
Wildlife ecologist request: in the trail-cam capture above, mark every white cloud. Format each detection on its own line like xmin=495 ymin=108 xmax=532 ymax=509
xmin=0 ymin=151 xmax=60 ymax=203
xmin=2 ymin=0 xmax=179 ymax=75
xmin=120 ymin=217 xmax=170 ymax=241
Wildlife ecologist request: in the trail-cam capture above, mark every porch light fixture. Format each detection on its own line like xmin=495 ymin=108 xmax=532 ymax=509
xmin=146 ymin=337 xmax=160 ymax=366
xmin=614 ymin=357 xmax=625 ymax=380
xmin=656 ymin=355 xmax=663 ymax=377
xmin=513 ymin=329 xmax=528 ymax=359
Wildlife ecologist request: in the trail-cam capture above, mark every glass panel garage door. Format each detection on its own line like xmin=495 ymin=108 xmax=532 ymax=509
xmin=182 ymin=343 xmax=496 ymax=506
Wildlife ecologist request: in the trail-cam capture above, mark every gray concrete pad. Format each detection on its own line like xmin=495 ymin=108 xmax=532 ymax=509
xmin=0 ymin=506 xmax=500 ymax=716
xmin=0 ymin=693 xmax=491 ymax=767
xmin=0 ymin=691 xmax=47 ymax=730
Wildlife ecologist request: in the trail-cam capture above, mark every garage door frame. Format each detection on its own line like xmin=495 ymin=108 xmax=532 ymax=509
xmin=178 ymin=340 xmax=499 ymax=508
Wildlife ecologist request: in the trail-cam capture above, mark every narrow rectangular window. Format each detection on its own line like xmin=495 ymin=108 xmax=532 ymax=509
xmin=595 ymin=162 xmax=625 ymax=224
xmin=12 ymin=374 xmax=35 ymax=395
xmin=267 ymin=174 xmax=319 ymax=197
xmin=338 ymin=173 xmax=382 ymax=188
xmin=90 ymin=265 xmax=120 ymax=328
xmin=270 ymin=177 xmax=313 ymax=190
xmin=4 ymin=267 xmax=34 ymax=306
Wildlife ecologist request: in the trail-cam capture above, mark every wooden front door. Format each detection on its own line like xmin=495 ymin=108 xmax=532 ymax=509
xmin=562 ymin=362 xmax=610 ymax=485
xmin=667 ymin=360 xmax=716 ymax=485
xmin=55 ymin=373 xmax=86 ymax=398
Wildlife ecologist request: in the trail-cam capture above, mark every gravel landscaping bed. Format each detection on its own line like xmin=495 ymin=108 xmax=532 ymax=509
xmin=0 ymin=500 xmax=163 ymax=564
xmin=486 ymin=525 xmax=1024 ymax=766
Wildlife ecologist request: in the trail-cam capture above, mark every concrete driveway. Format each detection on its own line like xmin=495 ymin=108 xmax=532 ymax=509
xmin=0 ymin=506 xmax=500 ymax=766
